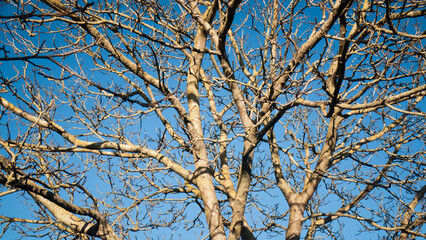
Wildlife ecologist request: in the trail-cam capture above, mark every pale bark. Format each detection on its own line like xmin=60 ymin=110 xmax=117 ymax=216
xmin=1 ymin=0 xmax=425 ymax=239
xmin=399 ymin=185 xmax=426 ymax=240
xmin=180 ymin=1 xmax=227 ymax=239
xmin=0 ymin=155 xmax=119 ymax=240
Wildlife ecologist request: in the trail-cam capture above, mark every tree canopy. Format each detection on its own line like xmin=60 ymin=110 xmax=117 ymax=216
xmin=0 ymin=0 xmax=425 ymax=239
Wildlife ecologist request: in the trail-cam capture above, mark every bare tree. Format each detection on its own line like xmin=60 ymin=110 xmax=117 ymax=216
xmin=0 ymin=0 xmax=425 ymax=239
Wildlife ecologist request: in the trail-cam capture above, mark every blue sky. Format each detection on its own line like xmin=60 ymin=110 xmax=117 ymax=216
xmin=0 ymin=0 xmax=425 ymax=239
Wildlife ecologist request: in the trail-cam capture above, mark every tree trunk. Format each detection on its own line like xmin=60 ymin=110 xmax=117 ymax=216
xmin=286 ymin=199 xmax=306 ymax=240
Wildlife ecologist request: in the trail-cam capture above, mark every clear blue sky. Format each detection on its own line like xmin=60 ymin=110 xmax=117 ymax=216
xmin=0 ymin=1 xmax=425 ymax=239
